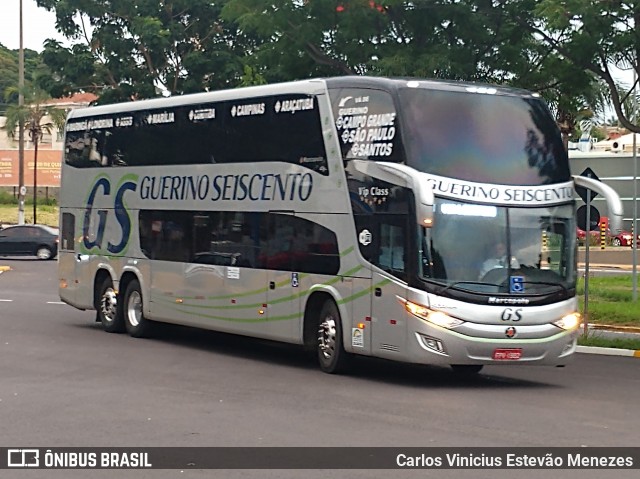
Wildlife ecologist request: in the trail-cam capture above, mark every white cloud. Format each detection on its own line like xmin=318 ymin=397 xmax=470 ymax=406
xmin=0 ymin=0 xmax=67 ymax=51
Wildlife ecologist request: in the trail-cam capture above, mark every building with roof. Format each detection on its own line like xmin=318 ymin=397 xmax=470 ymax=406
xmin=0 ymin=92 xmax=96 ymax=188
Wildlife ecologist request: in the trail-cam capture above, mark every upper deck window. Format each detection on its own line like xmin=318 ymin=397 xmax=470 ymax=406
xmin=329 ymin=88 xmax=403 ymax=163
xmin=64 ymin=94 xmax=328 ymax=175
xmin=397 ymin=88 xmax=570 ymax=186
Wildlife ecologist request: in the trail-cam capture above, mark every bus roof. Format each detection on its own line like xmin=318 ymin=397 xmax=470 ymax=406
xmin=324 ymin=76 xmax=536 ymax=98
xmin=66 ymin=76 xmax=538 ymax=120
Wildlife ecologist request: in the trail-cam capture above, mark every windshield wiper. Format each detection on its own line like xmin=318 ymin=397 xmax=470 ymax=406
xmin=520 ymin=280 xmax=568 ymax=295
xmin=437 ymin=281 xmax=502 ymax=295
xmin=437 ymin=280 xmax=567 ymax=297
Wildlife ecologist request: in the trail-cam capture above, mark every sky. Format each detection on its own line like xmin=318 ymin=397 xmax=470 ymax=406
xmin=0 ymin=0 xmax=67 ymax=52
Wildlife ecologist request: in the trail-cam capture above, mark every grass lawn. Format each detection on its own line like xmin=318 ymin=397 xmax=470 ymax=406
xmin=0 ymin=204 xmax=59 ymax=227
xmin=578 ymin=335 xmax=640 ymax=350
xmin=577 ymin=275 xmax=640 ymax=327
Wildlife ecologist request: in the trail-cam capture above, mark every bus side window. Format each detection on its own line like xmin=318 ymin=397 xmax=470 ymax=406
xmin=373 ymin=218 xmax=407 ymax=281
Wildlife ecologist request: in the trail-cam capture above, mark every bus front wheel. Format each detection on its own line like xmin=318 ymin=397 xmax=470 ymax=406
xmin=97 ymin=276 xmax=124 ymax=333
xmin=124 ymin=279 xmax=152 ymax=338
xmin=317 ymin=300 xmax=350 ymax=374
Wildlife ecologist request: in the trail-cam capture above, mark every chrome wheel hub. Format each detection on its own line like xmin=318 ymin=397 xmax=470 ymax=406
xmin=127 ymin=291 xmax=142 ymax=327
xmin=318 ymin=315 xmax=337 ymax=360
xmin=100 ymin=289 xmax=117 ymax=323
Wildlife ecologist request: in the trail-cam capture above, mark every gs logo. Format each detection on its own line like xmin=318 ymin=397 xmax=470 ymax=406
xmin=501 ymin=308 xmax=523 ymax=322
xmin=83 ymin=175 xmax=137 ymax=254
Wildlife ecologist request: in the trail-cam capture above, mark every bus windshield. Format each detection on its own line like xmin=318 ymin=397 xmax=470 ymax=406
xmin=420 ymin=199 xmax=577 ymax=295
xmin=397 ymin=88 xmax=570 ymax=186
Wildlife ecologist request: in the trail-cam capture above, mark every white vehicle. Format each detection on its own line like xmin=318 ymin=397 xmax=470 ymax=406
xmin=58 ymin=77 xmax=622 ymax=374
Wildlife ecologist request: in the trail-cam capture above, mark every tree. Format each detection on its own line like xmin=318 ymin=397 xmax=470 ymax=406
xmin=0 ymin=44 xmax=49 ymax=114
xmin=35 ymin=0 xmax=256 ymax=103
xmin=33 ymin=0 xmax=611 ymax=139
xmin=509 ymin=0 xmax=640 ymax=133
xmin=2 ymin=86 xmax=66 ymax=223
xmin=222 ymin=0 xmax=608 ymax=141
xmin=221 ymin=0 xmax=542 ymax=82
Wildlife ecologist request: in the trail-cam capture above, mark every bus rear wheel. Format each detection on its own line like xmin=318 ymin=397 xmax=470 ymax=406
xmin=124 ymin=279 xmax=152 ymax=338
xmin=98 ymin=277 xmax=124 ymax=333
xmin=317 ymin=300 xmax=350 ymax=374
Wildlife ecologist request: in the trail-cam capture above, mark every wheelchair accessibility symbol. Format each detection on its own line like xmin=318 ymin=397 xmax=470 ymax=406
xmin=510 ymin=276 xmax=525 ymax=294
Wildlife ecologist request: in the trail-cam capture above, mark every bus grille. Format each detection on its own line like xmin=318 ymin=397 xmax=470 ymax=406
xmin=379 ymin=343 xmax=399 ymax=352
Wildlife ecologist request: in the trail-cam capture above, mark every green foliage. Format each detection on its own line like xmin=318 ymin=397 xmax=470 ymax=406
xmin=0 ymin=191 xmax=18 ymax=205
xmin=35 ymin=0 xmax=254 ymax=102
xmin=0 ymin=191 xmax=57 ymax=207
xmin=2 ymin=85 xmax=66 ymax=143
xmin=526 ymin=0 xmax=640 ymax=133
xmin=22 ymin=0 xmax=626 ymax=135
xmin=0 ymin=44 xmax=49 ymax=113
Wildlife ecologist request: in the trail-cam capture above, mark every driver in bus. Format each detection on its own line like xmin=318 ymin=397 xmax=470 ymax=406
xmin=479 ymin=242 xmax=520 ymax=279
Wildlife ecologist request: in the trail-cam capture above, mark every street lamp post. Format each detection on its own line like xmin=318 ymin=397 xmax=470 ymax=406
xmin=33 ymin=139 xmax=37 ymax=224
xmin=18 ymin=0 xmax=25 ymax=225
xmin=633 ymin=65 xmax=638 ymax=301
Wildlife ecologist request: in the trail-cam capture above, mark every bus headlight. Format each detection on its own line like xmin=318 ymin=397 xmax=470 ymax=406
xmin=553 ymin=312 xmax=581 ymax=331
xmin=404 ymin=299 xmax=464 ymax=329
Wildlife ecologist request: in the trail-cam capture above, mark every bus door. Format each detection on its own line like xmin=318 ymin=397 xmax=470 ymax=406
xmin=58 ymin=211 xmax=79 ymax=306
xmin=370 ymin=216 xmax=410 ymax=359
xmin=221 ymin=260 xmax=269 ymax=337
xmin=264 ymin=212 xmax=300 ymax=342
xmin=203 ymin=212 xmax=269 ymax=337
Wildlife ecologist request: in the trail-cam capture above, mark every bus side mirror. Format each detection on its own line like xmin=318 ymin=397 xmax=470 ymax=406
xmin=351 ymin=160 xmax=434 ymax=227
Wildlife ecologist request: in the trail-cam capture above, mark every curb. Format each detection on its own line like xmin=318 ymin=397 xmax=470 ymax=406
xmin=576 ymin=345 xmax=640 ymax=358
xmin=578 ymin=263 xmax=635 ymax=271
xmin=579 ymin=323 xmax=640 ymax=357
xmin=590 ymin=323 xmax=640 ymax=334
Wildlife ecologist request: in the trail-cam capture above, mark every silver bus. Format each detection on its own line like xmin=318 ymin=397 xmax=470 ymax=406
xmin=58 ymin=77 xmax=622 ymax=374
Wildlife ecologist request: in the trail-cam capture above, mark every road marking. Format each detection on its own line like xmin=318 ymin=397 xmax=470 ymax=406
xmin=0 ymin=299 xmax=13 ymax=302
xmin=47 ymin=301 xmax=66 ymax=305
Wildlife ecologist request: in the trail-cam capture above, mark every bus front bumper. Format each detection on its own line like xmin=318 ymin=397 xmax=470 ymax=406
xmin=408 ymin=321 xmax=579 ymax=367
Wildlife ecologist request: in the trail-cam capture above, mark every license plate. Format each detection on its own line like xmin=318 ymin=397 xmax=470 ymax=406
xmin=493 ymin=348 xmax=523 ymax=360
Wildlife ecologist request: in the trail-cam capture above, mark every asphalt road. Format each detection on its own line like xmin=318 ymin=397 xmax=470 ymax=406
xmin=0 ymin=259 xmax=639 ymax=479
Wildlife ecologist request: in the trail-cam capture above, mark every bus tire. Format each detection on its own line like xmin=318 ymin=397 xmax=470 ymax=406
xmin=123 ymin=279 xmax=152 ymax=338
xmin=451 ymin=364 xmax=484 ymax=375
xmin=317 ymin=299 xmax=350 ymax=374
xmin=97 ymin=276 xmax=124 ymax=333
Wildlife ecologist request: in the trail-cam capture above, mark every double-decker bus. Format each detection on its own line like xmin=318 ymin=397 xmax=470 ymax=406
xmin=58 ymin=77 xmax=622 ymax=374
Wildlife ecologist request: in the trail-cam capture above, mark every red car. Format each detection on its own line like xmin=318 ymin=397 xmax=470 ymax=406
xmin=576 ymin=227 xmax=634 ymax=246
xmin=611 ymin=231 xmax=634 ymax=246
xmin=576 ymin=227 xmax=606 ymax=245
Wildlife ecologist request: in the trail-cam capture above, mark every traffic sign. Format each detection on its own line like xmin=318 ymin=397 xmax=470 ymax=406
xmin=575 ymin=167 xmax=599 ymax=203
xmin=577 ymin=204 xmax=600 ymax=231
